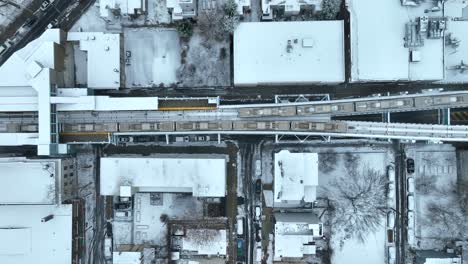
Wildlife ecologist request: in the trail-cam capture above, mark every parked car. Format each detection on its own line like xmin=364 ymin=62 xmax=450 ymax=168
xmin=24 ymin=16 xmax=38 ymax=27
xmin=0 ymin=41 xmax=12 ymax=56
xmin=104 ymin=237 xmax=112 ymax=259
xmin=236 ymin=216 xmax=244 ymax=236
xmin=387 ymin=211 xmax=395 ymax=229
xmin=40 ymin=0 xmax=55 ymax=11
xmin=237 ymin=239 xmax=244 ymax=260
xmin=407 ymin=194 xmax=414 ymax=211
xmin=255 ymin=179 xmax=262 ymax=195
xmin=407 ymin=177 xmax=415 ymax=194
xmin=388 ymin=246 xmax=396 ymax=264
xmin=255 ymin=206 xmax=261 ymax=221
xmin=406 ymin=158 xmax=415 ymax=174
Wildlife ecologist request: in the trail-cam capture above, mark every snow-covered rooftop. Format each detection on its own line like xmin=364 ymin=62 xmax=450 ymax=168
xmin=100 ymin=156 xmax=226 ymax=197
xmin=349 ymin=0 xmax=444 ymax=82
xmin=234 ymin=21 xmax=345 ymax=85
xmin=0 ymin=29 xmax=62 ymax=88
xmin=0 ymin=157 xmax=58 ymax=204
xmin=274 ymin=212 xmax=320 ymax=260
xmin=67 ymin=32 xmax=121 ymax=89
xmin=0 ymin=204 xmax=72 ymax=264
xmin=274 ymin=150 xmax=318 ymax=207
xmin=440 ymin=0 xmax=468 ymax=83
xmin=99 ymin=0 xmax=145 ymax=18
xmin=182 ymin=229 xmax=227 ymax=256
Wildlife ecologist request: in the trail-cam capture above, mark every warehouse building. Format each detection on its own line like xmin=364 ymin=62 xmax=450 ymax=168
xmin=234 ymin=21 xmax=345 ymax=86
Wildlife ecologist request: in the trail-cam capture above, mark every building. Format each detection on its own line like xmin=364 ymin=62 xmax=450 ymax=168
xmin=0 ymin=29 xmax=158 ymax=155
xmin=234 ymin=21 xmax=345 ymax=86
xmin=100 ymin=156 xmax=227 ymax=197
xmin=0 ymin=157 xmax=76 ymax=204
xmin=274 ymin=212 xmax=322 ymax=261
xmin=0 ymin=205 xmax=73 ymax=264
xmin=274 ymin=150 xmax=318 ymax=207
xmin=67 ymin=32 xmax=123 ymax=89
xmin=348 ymin=0 xmax=445 ymax=82
xmin=0 ymin=157 xmax=77 ymax=264
xmin=261 ymin=0 xmax=322 ymax=19
xmin=99 ymin=0 xmax=147 ymax=20
xmin=167 ymin=0 xmax=197 ymax=21
xmin=415 ymin=250 xmax=462 ymax=264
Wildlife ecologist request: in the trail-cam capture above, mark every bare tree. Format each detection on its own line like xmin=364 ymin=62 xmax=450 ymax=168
xmin=197 ymin=0 xmax=239 ymax=41
xmin=318 ymin=0 xmax=342 ymax=20
xmin=423 ymin=183 xmax=468 ymax=239
xmin=323 ymin=166 xmax=387 ymax=243
xmin=319 ymin=150 xmax=337 ymax=174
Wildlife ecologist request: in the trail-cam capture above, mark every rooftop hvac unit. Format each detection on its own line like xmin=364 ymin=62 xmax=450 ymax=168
xmin=411 ymin=51 xmax=421 ymax=62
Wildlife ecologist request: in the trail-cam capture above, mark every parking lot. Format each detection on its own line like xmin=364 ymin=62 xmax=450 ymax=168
xmin=124 ymin=28 xmax=181 ymax=87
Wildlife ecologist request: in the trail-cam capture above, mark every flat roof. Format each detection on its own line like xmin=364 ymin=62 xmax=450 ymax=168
xmin=100 ymin=156 xmax=226 ymax=197
xmin=349 ymin=0 xmax=444 ymax=82
xmin=234 ymin=21 xmax=345 ymax=85
xmin=274 ymin=212 xmax=320 ymax=260
xmin=0 ymin=204 xmax=72 ymax=264
xmin=182 ymin=229 xmax=227 ymax=255
xmin=67 ymin=32 xmax=121 ymax=89
xmin=274 ymin=150 xmax=318 ymax=206
xmin=0 ymin=157 xmax=57 ymax=204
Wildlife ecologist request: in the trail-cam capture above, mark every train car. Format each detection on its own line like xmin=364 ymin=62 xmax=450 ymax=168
xmin=118 ymin=122 xmax=175 ymax=132
xmin=19 ymin=124 xmax=38 ymax=132
xmin=233 ymin=121 xmax=290 ymax=131
xmin=296 ymin=102 xmax=354 ymax=115
xmin=176 ymin=121 xmax=232 ymax=131
xmin=239 ymin=106 xmax=296 ymax=118
xmin=62 ymin=123 xmax=118 ymax=132
xmin=414 ymin=94 xmax=467 ymax=108
xmin=355 ymin=98 xmax=414 ymax=111
xmin=0 ymin=123 xmax=20 ymax=132
xmin=291 ymin=121 xmax=348 ymax=132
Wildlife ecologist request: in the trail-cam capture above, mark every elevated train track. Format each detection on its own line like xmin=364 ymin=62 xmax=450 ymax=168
xmin=2 ymin=91 xmax=468 ymax=143
xmin=59 ymin=120 xmax=468 ymax=143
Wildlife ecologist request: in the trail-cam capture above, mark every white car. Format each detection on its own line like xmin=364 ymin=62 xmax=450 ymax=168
xmin=236 ymin=216 xmax=244 ymax=236
xmin=255 ymin=206 xmax=261 ymax=221
xmin=387 ymin=211 xmax=395 ymax=229
xmin=388 ymin=246 xmax=396 ymax=264
xmin=407 ymin=177 xmax=415 ymax=194
xmin=407 ymin=194 xmax=415 ymax=211
xmin=40 ymin=0 xmax=55 ymax=11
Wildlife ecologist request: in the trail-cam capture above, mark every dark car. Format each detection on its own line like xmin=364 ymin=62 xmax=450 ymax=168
xmin=237 ymin=239 xmax=244 ymax=260
xmin=406 ymin=158 xmax=415 ymax=174
xmin=24 ymin=16 xmax=38 ymax=27
xmin=255 ymin=179 xmax=262 ymax=195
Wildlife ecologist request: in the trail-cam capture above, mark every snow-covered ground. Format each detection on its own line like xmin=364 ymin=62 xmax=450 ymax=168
xmin=332 ymin=226 xmax=386 ymax=264
xmin=405 ymin=144 xmax=462 ymax=250
xmin=124 ymin=28 xmax=181 ymax=87
xmin=113 ymin=192 xmax=204 ymax=247
xmin=75 ymin=147 xmax=98 ymax=264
